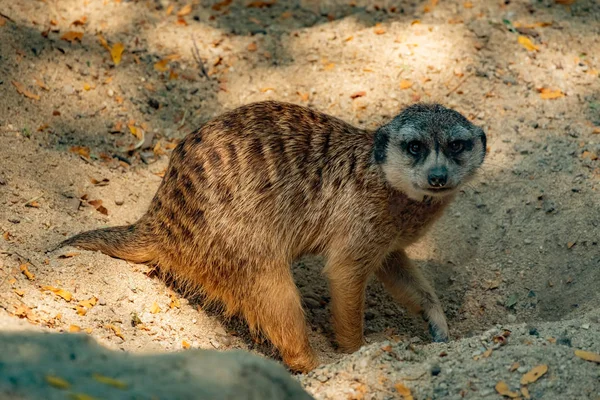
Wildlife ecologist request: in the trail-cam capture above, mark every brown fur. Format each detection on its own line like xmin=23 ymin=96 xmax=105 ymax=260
xmin=59 ymin=101 xmax=477 ymax=372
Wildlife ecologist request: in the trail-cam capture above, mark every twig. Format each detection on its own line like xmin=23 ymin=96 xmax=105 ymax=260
xmin=0 ymin=12 xmax=15 ymax=23
xmin=446 ymin=74 xmax=470 ymax=97
xmin=191 ymin=35 xmax=209 ymax=79
xmin=23 ymin=195 xmax=43 ymax=207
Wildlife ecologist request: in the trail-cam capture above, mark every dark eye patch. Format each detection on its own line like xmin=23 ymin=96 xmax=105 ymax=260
xmin=400 ymin=140 xmax=429 ymax=165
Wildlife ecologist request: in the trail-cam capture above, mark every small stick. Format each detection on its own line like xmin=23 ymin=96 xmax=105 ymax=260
xmin=191 ymin=35 xmax=209 ymax=79
xmin=446 ymin=74 xmax=470 ymax=97
xmin=0 ymin=12 xmax=15 ymax=23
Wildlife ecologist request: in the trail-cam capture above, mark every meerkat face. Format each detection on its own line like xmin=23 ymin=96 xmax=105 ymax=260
xmin=373 ymin=103 xmax=486 ymax=201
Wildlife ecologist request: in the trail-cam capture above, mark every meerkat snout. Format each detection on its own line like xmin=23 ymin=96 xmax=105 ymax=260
xmin=373 ymin=103 xmax=486 ymax=200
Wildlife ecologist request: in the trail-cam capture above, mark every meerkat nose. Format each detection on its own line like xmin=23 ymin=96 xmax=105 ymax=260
xmin=428 ymin=166 xmax=448 ymax=187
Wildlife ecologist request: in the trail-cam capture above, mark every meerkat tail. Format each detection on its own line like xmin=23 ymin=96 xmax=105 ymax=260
xmin=57 ymin=223 xmax=155 ymax=263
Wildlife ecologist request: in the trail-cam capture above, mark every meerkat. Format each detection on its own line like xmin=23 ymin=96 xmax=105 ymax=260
xmin=57 ymin=101 xmax=486 ymax=372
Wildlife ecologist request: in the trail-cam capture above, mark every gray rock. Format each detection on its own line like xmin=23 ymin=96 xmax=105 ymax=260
xmin=0 ymin=332 xmax=313 ymax=400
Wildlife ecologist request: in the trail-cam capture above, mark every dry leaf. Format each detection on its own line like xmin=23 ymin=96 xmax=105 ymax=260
xmin=374 ymin=23 xmax=386 ymax=35
xmin=46 ymin=375 xmax=71 ymax=389
xmin=394 ymin=383 xmax=413 ymax=400
xmin=344 ymin=36 xmax=353 ymax=42
xmin=169 ymin=294 xmax=181 ymax=309
xmin=177 ymin=4 xmax=193 ymax=16
xmin=463 ymin=1 xmax=473 ymax=8
xmin=154 ymin=59 xmax=170 ymax=72
xmin=350 ymin=91 xmax=366 ymax=99
xmin=518 ymin=35 xmax=539 ymax=51
xmin=400 ymin=80 xmax=413 ymax=89
xmin=41 ymin=286 xmax=73 ymax=302
xmin=20 ymin=264 xmax=35 ymax=280
xmin=166 ymin=4 xmax=174 ymax=15
xmin=61 ymin=31 xmax=84 ymax=43
xmin=14 ymin=288 xmax=25 ymax=296
xmin=106 ymin=324 xmax=125 ymax=340
xmin=520 ymin=364 xmax=548 ymax=385
xmin=91 ymin=178 xmax=110 ymax=186
xmin=510 ymin=362 xmax=520 ymax=372
xmin=324 ymin=63 xmax=335 ymax=71
xmin=71 ymin=16 xmax=87 ymax=26
xmin=411 ymin=20 xmax=421 ymax=25
xmin=111 ymin=43 xmax=124 ymax=65
xmin=212 ymin=0 xmax=233 ymax=11
xmin=96 ymin=205 xmax=109 ymax=215
xmin=582 ymin=151 xmax=598 ymax=160
xmin=69 ymin=325 xmax=81 ymax=332
xmin=297 ymin=91 xmax=309 ymax=101
xmin=260 ymin=87 xmax=275 ymax=93
xmin=69 ymin=145 xmax=91 ymax=159
xmin=182 ymin=340 xmax=191 ymax=349
xmin=92 ymin=373 xmax=127 ymax=389
xmin=247 ymin=0 xmax=276 ymax=8
xmin=521 ymin=386 xmax=531 ymax=399
xmin=539 ymin=88 xmax=564 ymax=100
xmin=247 ymin=42 xmax=258 ymax=52
xmin=3 ymin=231 xmax=11 ymax=241
xmin=97 ymin=34 xmax=110 ymax=51
xmin=150 ymin=302 xmax=161 ymax=314
xmin=26 ymin=201 xmax=41 ymax=208
xmin=495 ymin=381 xmax=519 ymax=398
xmin=574 ymin=349 xmax=600 ymax=363
xmin=35 ymin=78 xmax=49 ymax=91
xmin=12 ymin=81 xmax=40 ymax=100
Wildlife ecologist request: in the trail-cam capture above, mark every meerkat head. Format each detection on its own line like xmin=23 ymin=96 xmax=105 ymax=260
xmin=373 ymin=103 xmax=486 ymax=201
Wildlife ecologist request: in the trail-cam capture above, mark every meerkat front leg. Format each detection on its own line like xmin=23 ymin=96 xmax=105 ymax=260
xmin=324 ymin=257 xmax=372 ymax=352
xmin=375 ymin=250 xmax=449 ymax=342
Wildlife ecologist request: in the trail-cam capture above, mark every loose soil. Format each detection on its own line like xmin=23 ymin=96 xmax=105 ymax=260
xmin=1 ymin=0 xmax=599 ymax=398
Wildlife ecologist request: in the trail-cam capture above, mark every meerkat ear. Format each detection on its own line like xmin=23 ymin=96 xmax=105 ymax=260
xmin=473 ymin=126 xmax=487 ymax=159
xmin=373 ymin=126 xmax=390 ymax=164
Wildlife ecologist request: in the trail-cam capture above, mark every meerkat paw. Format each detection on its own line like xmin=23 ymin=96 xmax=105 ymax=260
xmin=423 ymin=308 xmax=449 ymax=343
xmin=283 ymin=352 xmax=320 ymax=373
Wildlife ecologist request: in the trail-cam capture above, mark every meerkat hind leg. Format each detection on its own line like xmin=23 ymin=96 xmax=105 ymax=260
xmin=375 ymin=250 xmax=449 ymax=342
xmin=242 ymin=266 xmax=318 ymax=373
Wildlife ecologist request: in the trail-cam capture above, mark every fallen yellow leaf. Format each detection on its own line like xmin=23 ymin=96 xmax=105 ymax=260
xmin=61 ymin=31 xmax=83 ymax=43
xmin=518 ymin=35 xmax=539 ymax=52
xmin=247 ymin=42 xmax=258 ymax=52
xmin=154 ymin=59 xmax=170 ymax=72
xmin=106 ymin=324 xmax=125 ymax=340
xmin=92 ymin=373 xmax=127 ymax=389
xmin=20 ymin=264 xmax=35 ymax=280
xmin=97 ymin=34 xmax=110 ymax=51
xmin=464 ymin=1 xmax=473 ymax=8
xmin=539 ymin=88 xmax=564 ymax=100
xmin=14 ymin=288 xmax=25 ymax=296
xmin=394 ymin=382 xmax=413 ymax=400
xmin=169 ymin=294 xmax=181 ymax=309
xmin=324 ymin=63 xmax=335 ymax=71
xmin=12 ymin=81 xmax=40 ymax=101
xmin=182 ymin=340 xmax=191 ymax=349
xmin=69 ymin=325 xmax=81 ymax=332
xmin=495 ymin=381 xmax=519 ymax=398
xmin=46 ymin=375 xmax=70 ymax=389
xmin=177 ymin=4 xmax=193 ymax=16
xmin=520 ymin=364 xmax=548 ymax=385
xmin=400 ymin=80 xmax=413 ymax=89
xmin=70 ymin=145 xmax=91 ymax=159
xmin=83 ymin=83 xmax=93 ymax=91
xmin=575 ymin=349 xmax=600 ymax=363
xmin=111 ymin=43 xmax=124 ymax=65
xmin=150 ymin=302 xmax=161 ymax=314
xmin=70 ymin=393 xmax=97 ymax=400
xmin=41 ymin=286 xmax=73 ymax=302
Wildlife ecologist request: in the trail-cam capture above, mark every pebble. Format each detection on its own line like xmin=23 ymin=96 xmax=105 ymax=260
xmin=107 ymin=89 xmax=114 ymax=97
xmin=524 ymin=239 xmax=533 ymax=244
xmin=115 ymin=199 xmax=124 ymax=206
xmin=431 ymin=365 xmax=441 ymax=376
xmin=581 ymin=323 xmax=590 ymax=330
xmin=63 ymin=85 xmax=75 ymax=95
xmin=507 ymin=314 xmax=517 ymax=323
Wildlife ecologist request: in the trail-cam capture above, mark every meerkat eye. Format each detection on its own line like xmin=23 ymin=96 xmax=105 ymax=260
xmin=449 ymin=140 xmax=465 ymax=153
xmin=407 ymin=141 xmax=423 ymax=155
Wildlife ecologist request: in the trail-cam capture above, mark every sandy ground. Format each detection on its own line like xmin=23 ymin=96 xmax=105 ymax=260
xmin=1 ymin=0 xmax=599 ymax=398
